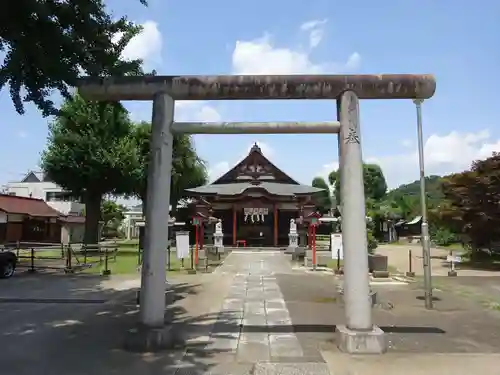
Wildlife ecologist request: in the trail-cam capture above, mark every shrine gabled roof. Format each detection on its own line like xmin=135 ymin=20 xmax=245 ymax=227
xmin=211 ymin=143 xmax=299 ymax=185
xmin=185 ymin=182 xmax=324 ymax=197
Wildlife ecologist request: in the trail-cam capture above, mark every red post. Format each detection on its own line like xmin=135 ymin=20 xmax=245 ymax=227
xmin=194 ymin=221 xmax=199 ymax=266
xmin=312 ymin=224 xmax=317 ymax=267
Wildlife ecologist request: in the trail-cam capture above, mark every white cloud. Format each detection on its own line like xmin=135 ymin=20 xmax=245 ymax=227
xmin=300 ymin=19 xmax=328 ymax=48
xmin=318 ymin=161 xmax=338 ymax=184
xmin=317 ymin=161 xmax=338 ymax=194
xmin=175 ymin=101 xmax=222 ymax=122
xmin=231 ymin=23 xmax=360 ymax=75
xmin=344 ymin=52 xmax=361 ymax=71
xmin=207 ymin=161 xmax=230 ymax=182
xmin=232 ymin=34 xmax=325 ymax=74
xmin=313 ymin=130 xmax=500 ymax=190
xmin=370 ymin=130 xmax=500 ymax=188
xmin=400 ymin=139 xmax=412 ymax=148
xmin=117 ymin=21 xmax=163 ymax=65
xmin=128 ymin=100 xmax=222 ymax=123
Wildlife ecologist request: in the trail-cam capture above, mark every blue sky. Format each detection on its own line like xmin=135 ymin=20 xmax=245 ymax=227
xmin=1 ymin=0 xmax=499 ymax=193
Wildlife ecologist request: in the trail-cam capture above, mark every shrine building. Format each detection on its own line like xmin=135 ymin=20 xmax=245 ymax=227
xmin=186 ymin=143 xmax=324 ymax=247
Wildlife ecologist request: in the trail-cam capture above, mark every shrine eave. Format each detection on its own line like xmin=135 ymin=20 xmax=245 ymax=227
xmin=185 ymin=182 xmax=324 ymax=197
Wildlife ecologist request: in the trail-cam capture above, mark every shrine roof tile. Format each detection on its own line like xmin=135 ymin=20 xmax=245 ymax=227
xmin=185 ymin=182 xmax=323 ymax=196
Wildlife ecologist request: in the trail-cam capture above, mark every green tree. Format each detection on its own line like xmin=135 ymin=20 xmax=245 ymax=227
xmin=0 ymin=0 xmax=147 ymax=116
xmin=41 ymin=95 xmax=140 ymax=244
xmin=101 ymin=200 xmax=126 ymax=226
xmin=328 ymin=163 xmax=388 ymax=205
xmin=130 ymin=122 xmax=208 ymax=215
xmin=363 ymin=164 xmax=388 ymax=201
xmin=311 ymin=177 xmax=331 ymax=214
xmin=442 ymin=153 xmax=500 ymax=254
xmin=384 ymin=175 xmax=444 ymax=214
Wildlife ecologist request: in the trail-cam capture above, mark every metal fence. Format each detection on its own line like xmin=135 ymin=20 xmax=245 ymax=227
xmin=4 ymin=241 xmax=118 ymax=275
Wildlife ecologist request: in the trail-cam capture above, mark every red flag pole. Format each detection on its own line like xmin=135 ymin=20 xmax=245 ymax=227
xmin=312 ymin=224 xmax=317 ymax=269
xmin=194 ymin=221 xmax=199 ymax=266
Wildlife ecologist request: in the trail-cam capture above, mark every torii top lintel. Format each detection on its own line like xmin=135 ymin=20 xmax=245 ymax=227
xmin=76 ymin=74 xmax=436 ymax=101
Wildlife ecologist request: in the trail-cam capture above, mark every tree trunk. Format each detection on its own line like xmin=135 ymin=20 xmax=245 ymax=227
xmin=84 ymin=192 xmax=102 ymax=245
xmin=141 ymin=194 xmax=147 ymax=217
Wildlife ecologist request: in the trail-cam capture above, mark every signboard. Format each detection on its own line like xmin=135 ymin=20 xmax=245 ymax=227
xmin=175 ymin=231 xmax=190 ymax=259
xmin=214 ymin=234 xmax=223 ymax=248
xmin=244 ymin=207 xmax=268 ymax=223
xmin=331 ymin=233 xmax=344 ymax=259
xmin=446 ymin=254 xmax=462 ymax=263
xmin=192 ymin=217 xmax=200 ymax=226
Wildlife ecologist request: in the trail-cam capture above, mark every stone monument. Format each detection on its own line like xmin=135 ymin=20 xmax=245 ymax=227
xmin=288 ymin=219 xmax=299 ymax=252
xmin=214 ymin=219 xmax=224 ymax=252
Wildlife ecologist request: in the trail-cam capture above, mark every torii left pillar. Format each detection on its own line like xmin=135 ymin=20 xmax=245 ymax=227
xmin=124 ymin=92 xmax=174 ymax=351
xmin=335 ymin=91 xmax=386 ymax=353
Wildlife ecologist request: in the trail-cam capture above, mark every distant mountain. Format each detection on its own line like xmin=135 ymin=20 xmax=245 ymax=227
xmin=386 ymin=175 xmax=444 ymax=203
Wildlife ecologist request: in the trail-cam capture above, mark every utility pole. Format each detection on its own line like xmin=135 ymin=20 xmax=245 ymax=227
xmin=414 ymin=99 xmax=433 ymax=309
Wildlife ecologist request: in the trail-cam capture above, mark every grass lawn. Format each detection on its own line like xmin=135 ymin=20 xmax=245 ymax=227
xmin=82 ymin=243 xmax=199 ymax=275
xmin=326 ymin=258 xmax=343 ymax=270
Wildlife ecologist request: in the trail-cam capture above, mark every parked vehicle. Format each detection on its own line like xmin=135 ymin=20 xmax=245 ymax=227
xmin=0 ymin=249 xmax=17 ymax=279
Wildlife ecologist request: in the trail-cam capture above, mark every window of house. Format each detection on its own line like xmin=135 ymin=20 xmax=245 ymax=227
xmin=45 ymin=191 xmax=80 ymax=202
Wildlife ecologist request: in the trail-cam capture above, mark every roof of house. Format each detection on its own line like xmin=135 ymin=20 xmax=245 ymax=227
xmin=0 ymin=194 xmax=61 ymax=217
xmin=186 ymin=181 xmax=323 ymax=197
xmin=19 ymin=170 xmax=52 ymax=183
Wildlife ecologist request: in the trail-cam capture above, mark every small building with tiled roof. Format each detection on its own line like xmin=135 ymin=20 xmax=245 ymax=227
xmin=0 ymin=194 xmax=85 ymax=244
xmin=186 ymin=143 xmax=324 ymax=247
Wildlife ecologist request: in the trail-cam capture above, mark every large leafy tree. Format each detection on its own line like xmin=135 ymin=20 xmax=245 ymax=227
xmin=41 ymin=95 xmax=140 ymax=244
xmin=441 ymin=153 xmax=500 ymax=253
xmin=311 ymin=177 xmax=331 ymax=214
xmin=328 ymin=163 xmax=388 ymax=205
xmin=130 ymin=122 xmax=208 ymax=215
xmin=363 ymin=164 xmax=388 ymax=201
xmin=0 ymin=0 xmax=147 ymax=116
xmin=101 ymin=200 xmax=126 ymax=238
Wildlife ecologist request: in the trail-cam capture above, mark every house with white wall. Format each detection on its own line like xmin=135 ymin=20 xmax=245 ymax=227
xmin=123 ymin=204 xmax=143 ymax=240
xmin=122 ymin=200 xmax=192 ymax=240
xmin=4 ymin=171 xmax=85 ymax=216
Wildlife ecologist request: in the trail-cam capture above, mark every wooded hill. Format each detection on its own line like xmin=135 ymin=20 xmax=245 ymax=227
xmin=386 ymin=175 xmax=445 ymax=206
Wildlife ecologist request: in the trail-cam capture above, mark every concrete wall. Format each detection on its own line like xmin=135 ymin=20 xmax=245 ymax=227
xmin=61 ymin=223 xmax=85 ymax=244
xmin=123 ymin=211 xmax=143 ymax=239
xmin=5 ymin=181 xmax=85 ymax=215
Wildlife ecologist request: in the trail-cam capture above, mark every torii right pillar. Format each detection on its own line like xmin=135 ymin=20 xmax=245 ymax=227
xmin=336 ymin=90 xmax=387 ymax=354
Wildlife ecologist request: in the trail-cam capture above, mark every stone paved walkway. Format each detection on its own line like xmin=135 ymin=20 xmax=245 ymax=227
xmin=181 ymin=250 xmax=332 ymax=374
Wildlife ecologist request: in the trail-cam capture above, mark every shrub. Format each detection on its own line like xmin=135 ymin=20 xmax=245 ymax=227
xmin=432 ymin=227 xmax=458 ymax=247
xmin=367 ymin=229 xmax=378 ymax=254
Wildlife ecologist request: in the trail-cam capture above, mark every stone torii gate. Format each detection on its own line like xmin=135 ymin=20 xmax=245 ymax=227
xmin=77 ymin=74 xmax=436 ymax=354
